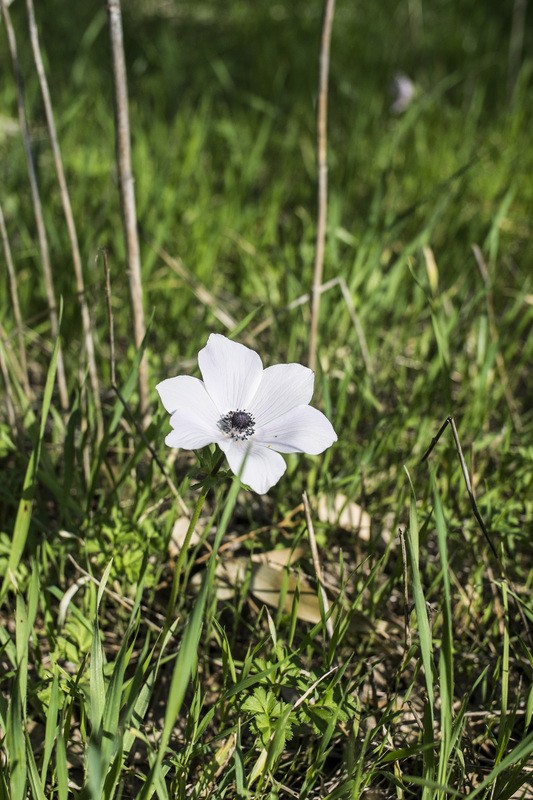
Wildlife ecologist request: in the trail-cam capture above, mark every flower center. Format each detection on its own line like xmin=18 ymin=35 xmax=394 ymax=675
xmin=218 ymin=409 xmax=255 ymax=441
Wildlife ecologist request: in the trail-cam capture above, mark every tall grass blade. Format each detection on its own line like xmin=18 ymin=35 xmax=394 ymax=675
xmin=25 ymin=735 xmax=46 ymax=800
xmin=1 ymin=323 xmax=61 ymax=601
xmin=404 ymin=471 xmax=435 ymax=796
xmin=41 ymin=669 xmax=59 ymax=786
xmin=6 ymin=670 xmax=26 ymax=800
xmin=433 ymin=477 xmax=454 ymax=794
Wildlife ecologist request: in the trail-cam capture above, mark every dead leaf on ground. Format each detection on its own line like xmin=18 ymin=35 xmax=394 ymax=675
xmin=251 ymin=545 xmax=305 ymax=568
xmin=190 ymin=546 xmax=322 ymax=623
xmin=317 ymin=493 xmax=372 ymax=539
xmin=251 ymin=562 xmax=321 ymax=623
xmin=169 ymin=515 xmax=203 ymax=560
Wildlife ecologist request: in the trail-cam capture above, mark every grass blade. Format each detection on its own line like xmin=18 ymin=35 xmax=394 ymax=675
xmin=1 ymin=321 xmax=61 ymax=601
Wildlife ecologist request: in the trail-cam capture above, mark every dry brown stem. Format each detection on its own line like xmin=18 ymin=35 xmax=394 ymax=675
xmin=0 ymin=334 xmax=16 ymax=428
xmin=1 ymin=0 xmax=68 ymax=409
xmin=26 ymin=0 xmax=102 ymax=435
xmin=102 ymin=249 xmax=117 ymax=388
xmin=308 ymin=0 xmax=337 ymax=373
xmin=302 ymin=491 xmax=334 ymax=640
xmin=0 ymin=201 xmax=31 ymax=397
xmin=105 ymin=0 xmax=149 ymax=419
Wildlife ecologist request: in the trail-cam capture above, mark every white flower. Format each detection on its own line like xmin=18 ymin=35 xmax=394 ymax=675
xmin=390 ymin=72 xmax=416 ymax=114
xmin=157 ymin=334 xmax=337 ymax=494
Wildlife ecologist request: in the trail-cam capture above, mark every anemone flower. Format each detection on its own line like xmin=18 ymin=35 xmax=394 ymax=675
xmin=157 ymin=334 xmax=337 ymax=494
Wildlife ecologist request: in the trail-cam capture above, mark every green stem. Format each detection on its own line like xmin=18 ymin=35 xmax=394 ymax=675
xmin=165 ymin=451 xmax=224 ymax=624
xmin=138 ymin=464 xmax=243 ymax=800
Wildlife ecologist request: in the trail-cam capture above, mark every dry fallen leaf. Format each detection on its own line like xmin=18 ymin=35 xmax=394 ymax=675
xmin=169 ymin=515 xmax=203 ymax=560
xmin=251 ymin=562 xmax=321 ymax=624
xmin=317 ymin=493 xmax=372 ymax=540
xmin=251 ymin=545 xmax=305 ymax=568
xmin=189 ymin=556 xmax=249 ymax=600
xmin=189 ymin=546 xmax=322 ymax=623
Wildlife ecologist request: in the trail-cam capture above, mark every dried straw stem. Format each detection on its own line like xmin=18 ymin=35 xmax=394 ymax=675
xmin=302 ymin=491 xmax=334 ymax=640
xmin=0 ymin=333 xmax=16 ymax=428
xmin=0 ymin=201 xmax=31 ymax=397
xmin=308 ymin=0 xmax=336 ymax=373
xmin=25 ymin=0 xmax=102 ymax=434
xmin=0 ymin=0 xmax=69 ymax=410
xmin=105 ymin=0 xmax=149 ymax=419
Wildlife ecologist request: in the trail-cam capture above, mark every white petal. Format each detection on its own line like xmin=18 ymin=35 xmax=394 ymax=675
xmin=254 ymin=405 xmax=337 ymax=454
xmin=218 ymin=439 xmax=286 ymax=494
xmin=248 ymin=363 xmax=314 ymax=426
xmin=156 ymin=375 xmax=221 ymax=450
xmin=198 ymin=334 xmax=263 ymax=414
xmin=165 ymin=411 xmax=219 ymax=449
xmin=156 ymin=375 xmax=214 ymax=415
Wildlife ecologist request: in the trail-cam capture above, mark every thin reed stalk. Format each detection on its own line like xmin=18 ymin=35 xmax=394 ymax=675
xmin=302 ymin=491 xmax=333 ymax=640
xmin=105 ymin=0 xmax=149 ymax=419
xmin=0 ymin=201 xmax=31 ymax=398
xmin=0 ymin=334 xmax=17 ymax=428
xmin=25 ymin=0 xmax=102 ymax=436
xmin=0 ymin=0 xmax=69 ymax=410
xmin=308 ymin=0 xmax=337 ymax=372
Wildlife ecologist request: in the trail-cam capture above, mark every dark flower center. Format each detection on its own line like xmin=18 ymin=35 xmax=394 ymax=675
xmin=218 ymin=409 xmax=255 ymax=441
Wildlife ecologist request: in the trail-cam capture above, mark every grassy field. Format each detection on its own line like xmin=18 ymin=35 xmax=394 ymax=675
xmin=1 ymin=0 xmax=532 ymax=797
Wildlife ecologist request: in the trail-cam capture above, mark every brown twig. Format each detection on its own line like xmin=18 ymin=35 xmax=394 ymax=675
xmin=302 ymin=491 xmax=334 ymax=640
xmin=308 ymin=0 xmax=337 ymax=372
xmin=0 ymin=201 xmax=31 ymax=398
xmin=26 ymin=0 xmax=102 ymax=436
xmin=1 ymin=0 xmax=68 ymax=410
xmin=0 ymin=334 xmax=16 ymax=428
xmin=105 ymin=0 xmax=149 ymax=420
xmin=101 ymin=249 xmax=117 ymax=388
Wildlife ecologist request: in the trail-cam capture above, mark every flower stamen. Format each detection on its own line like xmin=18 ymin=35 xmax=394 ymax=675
xmin=218 ymin=409 xmax=255 ymax=441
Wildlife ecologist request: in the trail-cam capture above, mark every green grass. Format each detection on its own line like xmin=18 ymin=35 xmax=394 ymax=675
xmin=1 ymin=0 xmax=533 ymax=797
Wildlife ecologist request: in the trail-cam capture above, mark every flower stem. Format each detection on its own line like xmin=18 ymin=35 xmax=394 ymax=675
xmin=165 ymin=451 xmax=225 ymax=623
xmin=140 ymin=466 xmax=242 ymax=796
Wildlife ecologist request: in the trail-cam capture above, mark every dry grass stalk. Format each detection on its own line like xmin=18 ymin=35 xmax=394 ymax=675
xmin=0 ymin=334 xmax=16 ymax=428
xmin=1 ymin=0 xmax=69 ymax=409
xmin=25 ymin=0 xmax=102 ymax=436
xmin=0 ymin=201 xmax=31 ymax=397
xmin=102 ymin=248 xmax=117 ymax=389
xmin=308 ymin=0 xmax=337 ymax=372
xmin=302 ymin=491 xmax=334 ymax=640
xmin=147 ymin=237 xmax=237 ymax=331
xmin=251 ymin=274 xmax=372 ymax=377
xmin=105 ymin=0 xmax=149 ymax=419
